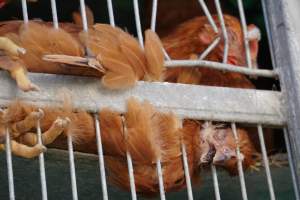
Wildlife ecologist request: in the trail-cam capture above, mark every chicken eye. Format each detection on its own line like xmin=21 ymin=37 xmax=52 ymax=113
xmin=223 ymin=147 xmax=230 ymax=154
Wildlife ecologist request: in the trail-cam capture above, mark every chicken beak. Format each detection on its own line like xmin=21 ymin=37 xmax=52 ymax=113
xmin=200 ymin=145 xmax=216 ymax=164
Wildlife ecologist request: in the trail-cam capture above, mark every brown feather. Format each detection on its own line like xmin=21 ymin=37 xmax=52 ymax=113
xmin=125 ymin=98 xmax=160 ymax=164
xmin=99 ymin=108 xmax=126 ymax=157
xmin=144 ymin=30 xmax=165 ymax=81
xmin=118 ymin=31 xmax=147 ymax=79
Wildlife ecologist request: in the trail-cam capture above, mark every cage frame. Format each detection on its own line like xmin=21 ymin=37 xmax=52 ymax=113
xmin=0 ymin=0 xmax=299 ymax=199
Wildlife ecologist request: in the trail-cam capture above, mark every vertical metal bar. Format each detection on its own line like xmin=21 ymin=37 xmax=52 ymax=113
xmin=214 ymin=0 xmax=228 ymax=63
xmin=149 ymin=0 xmax=171 ymax=61
xmin=79 ymin=0 xmax=88 ymax=32
xmin=150 ymin=0 xmax=158 ymax=31
xmin=21 ymin=0 xmax=29 ymax=24
xmin=284 ymin=128 xmax=300 ymax=200
xmin=237 ymin=0 xmax=252 ymax=68
xmin=37 ymin=117 xmax=48 ymax=200
xmin=50 ymin=0 xmax=59 ymax=29
xmin=126 ymin=151 xmax=137 ymax=200
xmin=260 ymin=0 xmax=276 ymax=69
xmin=257 ymin=125 xmax=276 ymax=200
xmin=198 ymin=0 xmax=218 ymax=33
xmin=156 ymin=159 xmax=166 ymax=200
xmin=94 ymin=115 xmax=108 ymax=200
xmin=211 ymin=165 xmax=221 ymax=200
xmin=133 ymin=0 xmax=144 ymax=48
xmin=181 ymin=142 xmax=194 ymax=200
xmin=263 ymin=0 xmax=300 ymax=196
xmin=121 ymin=116 xmax=137 ymax=200
xmin=106 ymin=0 xmax=115 ymax=27
xmin=5 ymin=128 xmax=15 ymax=200
xmin=68 ymin=135 xmax=78 ymax=200
xmin=231 ymin=123 xmax=248 ymax=200
xmin=163 ymin=48 xmax=171 ymax=61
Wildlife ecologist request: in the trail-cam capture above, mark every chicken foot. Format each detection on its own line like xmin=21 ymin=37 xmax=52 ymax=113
xmin=19 ymin=117 xmax=70 ymax=146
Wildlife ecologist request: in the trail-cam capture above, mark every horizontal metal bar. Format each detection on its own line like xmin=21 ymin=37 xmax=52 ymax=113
xmin=0 ymin=71 xmax=285 ymax=126
xmin=165 ymin=60 xmax=277 ymax=78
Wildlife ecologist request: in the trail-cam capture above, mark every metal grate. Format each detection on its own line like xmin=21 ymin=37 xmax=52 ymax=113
xmin=0 ymin=0 xmax=299 ymax=200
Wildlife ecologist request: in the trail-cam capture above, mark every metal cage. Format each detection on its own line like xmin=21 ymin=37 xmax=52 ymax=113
xmin=0 ymin=0 xmax=299 ymax=199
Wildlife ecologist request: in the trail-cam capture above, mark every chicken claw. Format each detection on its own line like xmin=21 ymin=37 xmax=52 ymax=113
xmin=0 ymin=37 xmax=26 ymax=57
xmin=10 ymin=67 xmax=40 ymax=92
xmin=19 ymin=117 xmax=70 ymax=146
xmin=10 ymin=140 xmax=46 ymax=159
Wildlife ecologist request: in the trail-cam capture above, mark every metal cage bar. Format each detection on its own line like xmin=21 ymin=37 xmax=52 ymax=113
xmin=257 ymin=125 xmax=275 ymax=200
xmin=199 ymin=37 xmax=221 ymax=60
xmin=262 ymin=0 xmax=300 ymax=198
xmin=50 ymin=0 xmax=59 ymax=29
xmin=156 ymin=159 xmax=166 ymax=200
xmin=106 ymin=0 xmax=115 ymax=27
xmin=121 ymin=116 xmax=137 ymax=200
xmin=214 ymin=0 xmax=228 ymax=63
xmin=37 ymin=117 xmax=48 ymax=200
xmin=94 ymin=115 xmax=109 ymax=200
xmin=284 ymin=128 xmax=300 ymax=200
xmin=165 ymin=60 xmax=276 ymax=78
xmin=0 ymin=0 xmax=298 ymax=199
xmin=79 ymin=0 xmax=88 ymax=32
xmin=21 ymin=0 xmax=29 ymax=24
xmin=237 ymin=0 xmax=252 ymax=68
xmin=181 ymin=142 xmax=194 ymax=200
xmin=5 ymin=129 xmax=15 ymax=200
xmin=133 ymin=0 xmax=144 ymax=48
xmin=197 ymin=0 xmax=218 ymax=33
xmin=211 ymin=164 xmax=221 ymax=200
xmin=67 ymin=135 xmax=79 ymax=200
xmin=231 ymin=123 xmax=248 ymax=200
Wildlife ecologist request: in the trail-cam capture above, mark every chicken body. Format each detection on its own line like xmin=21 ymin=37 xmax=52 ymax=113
xmin=0 ymin=98 xmax=256 ymax=195
xmin=0 ymin=14 xmax=260 ymax=195
xmin=0 ymin=20 xmax=164 ymax=91
xmin=162 ymin=14 xmax=260 ymax=88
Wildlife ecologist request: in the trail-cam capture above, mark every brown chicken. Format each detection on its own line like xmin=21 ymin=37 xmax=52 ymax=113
xmin=161 ymin=14 xmax=264 ymax=175
xmin=0 ymin=19 xmax=164 ymax=91
xmin=162 ymin=14 xmax=261 ymax=88
xmin=0 ymin=97 xmax=257 ymax=195
xmin=0 ymin=13 xmax=260 ymax=196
